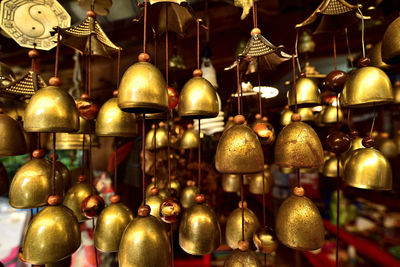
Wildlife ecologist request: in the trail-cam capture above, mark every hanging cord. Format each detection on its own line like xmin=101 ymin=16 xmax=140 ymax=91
xmin=370 ymin=107 xmax=376 ymax=138
xmin=167 ymin=121 xmax=171 ymax=190
xmin=336 ymin=93 xmax=340 ymax=267
xmin=241 ymin=175 xmax=245 ymax=241
xmin=236 ymin=59 xmax=242 ymax=115
xmin=153 ymin=124 xmax=158 ymax=189
xmin=166 ymin=4 xmax=169 ymax=86
xmin=294 ymin=29 xmax=302 ymax=72
xmin=196 ymin=19 xmax=200 ymax=70
xmin=257 ymin=57 xmax=262 ymax=117
xmin=52 ymin=133 xmax=56 ymax=195
xmin=292 ymin=55 xmax=298 ymax=113
xmin=54 ymin=28 xmax=61 ymax=78
xmin=117 ymin=49 xmax=121 ymax=89
xmin=81 ymin=134 xmax=86 ymax=175
xmin=345 ymin=28 xmax=354 ymax=69
xmin=114 ymin=141 xmax=118 ymax=195
xmin=88 ymin=34 xmax=92 ymax=97
xmin=153 ymin=28 xmax=157 ymax=65
xmin=333 ymin=34 xmax=337 ymax=71
xmin=142 ymin=116 xmax=146 ymax=205
xmin=296 ymin=168 xmax=300 ymax=188
xmin=143 ymin=0 xmax=148 ymax=53
xmin=358 ymin=7 xmax=366 ymax=58
xmin=197 ymin=120 xmax=201 ymax=191
xmin=252 ymin=0 xmax=258 ymax=28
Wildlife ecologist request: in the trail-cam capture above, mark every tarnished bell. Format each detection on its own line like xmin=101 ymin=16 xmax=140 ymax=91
xmin=248 ymin=169 xmax=273 ymax=195
xmin=223 ymin=249 xmax=262 ymax=267
xmin=145 ymin=127 xmax=169 ymax=150
xmin=322 ymin=156 xmax=339 ymax=178
xmin=23 ymin=205 xmax=81 ymax=264
xmin=94 ymin=203 xmax=134 ymax=252
xmin=119 ymin=215 xmax=171 ymax=267
xmin=179 ymin=203 xmax=221 ymax=255
xmin=382 ymin=17 xmax=400 ymax=64
xmin=181 ymin=127 xmax=199 ymax=149
xmin=180 ymin=185 xmax=199 ymax=209
xmin=9 ymin=159 xmax=63 ymax=209
xmin=63 ymin=182 xmax=95 ymax=222
xmin=0 ymin=113 xmax=26 ymax=156
xmin=222 ymin=174 xmax=241 ymax=193
xmin=276 ymin=194 xmax=324 ymax=251
xmin=178 ymin=77 xmax=219 ymax=118
xmin=287 ymin=77 xmax=320 ymax=107
xmin=321 ymin=106 xmax=343 ymax=124
xmin=275 ymin=121 xmax=324 ymax=168
xmin=24 ymin=86 xmax=79 ymax=132
xmin=340 ymin=67 xmax=393 ymax=108
xmin=226 ymin=207 xmax=260 ymax=249
xmin=96 ymin=98 xmax=138 ymax=137
xmin=344 ymin=148 xmax=392 ymax=190
xmin=118 ymin=62 xmax=168 ymax=113
xmin=215 ymin=118 xmax=264 ymax=174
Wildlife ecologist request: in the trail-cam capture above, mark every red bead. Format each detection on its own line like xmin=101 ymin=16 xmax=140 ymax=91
xmin=362 ymin=136 xmax=375 ymax=148
xmin=138 ymin=53 xmax=151 ymax=62
xmin=48 ymin=195 xmax=61 ymax=206
xmin=324 ymin=70 xmax=348 ymax=93
xmin=150 ymin=187 xmax=159 ymax=195
xmin=250 ymin=28 xmax=261 ymax=36
xmin=293 ymin=187 xmax=305 ymax=197
xmin=28 ymin=49 xmax=39 ymax=59
xmin=238 ymin=201 xmax=247 ymax=208
xmin=357 ymin=57 xmax=371 ymax=68
xmin=76 ymin=97 xmax=99 ymax=120
xmin=138 ymin=205 xmax=151 ymax=217
xmin=113 ymin=90 xmax=118 ymax=97
xmin=49 ymin=153 xmax=58 ymax=161
xmin=326 ymin=131 xmax=351 ymax=154
xmin=238 ymin=240 xmax=249 ymax=251
xmin=81 ymin=194 xmax=105 ymax=218
xmin=291 ymin=113 xmax=301 ymax=122
xmin=167 ymin=86 xmax=179 ymax=109
xmin=160 ymin=197 xmax=181 ymax=223
xmin=78 ymin=174 xmax=86 ymax=182
xmin=234 ymin=115 xmax=245 ymax=125
xmin=195 ymin=194 xmax=205 ymax=204
xmin=110 ymin=194 xmax=120 ymax=203
xmin=32 ymin=149 xmax=46 ymax=159
xmin=193 ymin=69 xmax=203 ymax=77
xmin=86 ymin=10 xmax=96 ymax=18
xmin=49 ymin=77 xmax=61 ymax=86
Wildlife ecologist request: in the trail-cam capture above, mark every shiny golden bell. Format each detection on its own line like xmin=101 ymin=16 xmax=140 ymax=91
xmin=280 ymin=108 xmax=313 ymax=126
xmin=253 ymin=226 xmax=278 ymax=254
xmin=248 ymin=169 xmax=273 ymax=195
xmin=321 ymin=106 xmax=343 ymax=124
xmin=181 ymin=127 xmax=199 ymax=149
xmin=94 ymin=202 xmax=134 ymax=252
xmin=0 ymin=113 xmax=26 ymax=156
xmin=145 ymin=126 xmax=169 ymax=150
xmin=119 ymin=215 xmax=171 ymax=267
xmin=287 ymin=77 xmax=320 ymax=107
xmin=23 ymin=205 xmax=81 ymax=264
xmin=178 ymin=77 xmax=219 ymax=119
xmin=382 ymin=17 xmax=400 ymax=64
xmin=63 ymin=182 xmax=95 ymax=222
xmin=322 ymin=156 xmax=339 ymax=178
xmin=226 ymin=207 xmax=260 ymax=249
xmin=222 ymin=174 xmax=241 ymax=193
xmin=223 ymin=249 xmax=262 ymax=267
xmin=9 ymin=158 xmax=63 ymax=209
xmin=49 ymin=132 xmax=99 ymax=150
xmin=56 ymin=161 xmax=72 ymax=194
xmin=377 ymin=137 xmax=397 ymax=159
xmin=145 ymin=194 xmax=164 ymax=222
xmin=118 ymin=62 xmax=168 ymax=113
xmin=340 ymin=136 xmax=364 ymax=170
xmin=276 ymin=195 xmax=324 ymax=251
xmin=179 ymin=203 xmax=221 ymax=255
xmin=180 ymin=185 xmax=199 ymax=209
xmin=168 ymin=179 xmax=181 ymax=195
xmin=216 ymin=124 xmax=264 ymax=174
xmin=24 ymin=86 xmax=79 ymax=132
xmin=368 ymin=42 xmax=391 ymax=70
xmin=340 ymin=67 xmax=393 ymax=108
xmin=96 ymin=98 xmax=138 ymax=137
xmin=275 ymin=122 xmax=324 ymax=168
xmin=344 ymin=148 xmax=392 ymax=190
xmin=280 ymin=109 xmax=292 ymax=126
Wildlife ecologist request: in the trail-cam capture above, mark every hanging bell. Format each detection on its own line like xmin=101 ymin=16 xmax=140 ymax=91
xmin=275 ymin=115 xmax=324 ymax=168
xmin=216 ymin=115 xmax=264 ymax=174
xmin=340 ymin=135 xmax=364 ymax=170
xmin=280 ymin=108 xmax=292 ymax=126
xmin=253 ymin=226 xmax=278 ymax=254
xmin=96 ymin=93 xmax=138 ymax=137
xmin=0 ymin=111 xmax=26 ymax=156
xmin=168 ymin=178 xmax=181 ymax=196
xmin=287 ymin=77 xmax=320 ymax=107
xmin=280 ymin=107 xmax=314 ymax=125
xmin=248 ymin=167 xmax=273 ymax=195
xmin=0 ymin=161 xmax=8 ymax=196
xmin=145 ymin=123 xmax=169 ymax=150
xmin=180 ymin=181 xmax=199 ymax=209
xmin=94 ymin=195 xmax=134 ymax=252
xmin=145 ymin=194 xmax=164 ymax=222
xmin=119 ymin=207 xmax=171 ymax=267
xmin=178 ymin=69 xmax=219 ymax=119
xmin=118 ymin=54 xmax=168 ymax=113
xmin=322 ymin=156 xmax=339 ymax=178
xmin=145 ymin=177 xmax=167 ymax=198
xmin=381 ymin=16 xmax=400 ymax=64
xmin=180 ymin=124 xmax=199 ymax=149
xmin=179 ymin=197 xmax=221 ymax=255
xmin=276 ymin=187 xmax=324 ymax=251
xmin=226 ymin=202 xmax=260 ymax=249
xmin=223 ymin=248 xmax=262 ymax=267
xmin=344 ymin=147 xmax=392 ymax=190
xmin=393 ymin=81 xmax=400 ymax=104
xmin=368 ymin=42 xmax=391 ymax=70
xmin=395 ymin=130 xmax=400 ymax=154
xmin=22 ymin=200 xmax=81 ymax=264
xmin=340 ymin=66 xmax=393 ymax=108
xmin=24 ymin=83 xmax=79 ymax=132
xmin=55 ymin=161 xmax=72 ymax=194
xmin=377 ymin=133 xmax=397 ymax=159
xmin=63 ymin=179 xmax=96 ymax=222
xmin=321 ymin=105 xmax=343 ymax=124
xmin=222 ymin=174 xmax=241 ymax=193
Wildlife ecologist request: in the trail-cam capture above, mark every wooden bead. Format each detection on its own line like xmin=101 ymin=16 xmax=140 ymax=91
xmin=349 ymin=130 xmax=359 ymax=138
xmin=86 ymin=10 xmax=96 ymax=17
xmin=357 ymin=57 xmax=371 ymax=68
xmin=49 ymin=153 xmax=58 ymax=161
xmin=193 ymin=69 xmax=203 ymax=77
xmin=113 ymin=90 xmax=118 ymax=97
xmin=255 ymin=114 xmax=262 ymax=120
xmin=238 ymin=201 xmax=247 ymax=208
xmin=187 ymin=124 xmax=193 ymax=129
xmin=32 ymin=149 xmax=45 ymax=159
xmin=0 ymin=108 xmax=3 ymax=114
xmin=250 ymin=28 xmax=261 ymax=36
xmin=291 ymin=113 xmax=301 ymax=122
xmin=138 ymin=53 xmax=151 ymax=62
xmin=362 ymin=136 xmax=375 ymax=148
xmin=110 ymin=194 xmax=120 ymax=203
xmin=262 ymin=117 xmax=268 ymax=122
xmin=150 ymin=187 xmax=159 ymax=195
xmin=78 ymin=174 xmax=86 ymax=182
xmin=324 ymin=70 xmax=348 ymax=93
xmin=28 ymin=49 xmax=39 ymax=59
xmin=326 ymin=131 xmax=351 ymax=154
xmin=195 ymin=193 xmax=205 ymax=203
xmin=81 ymin=194 xmax=105 ymax=218
xmin=48 ymin=195 xmax=61 ymax=206
xmin=81 ymin=93 xmax=90 ymax=100
xmin=49 ymin=77 xmax=61 ymax=86
xmin=186 ymin=180 xmax=195 ymax=186
xmin=138 ymin=205 xmax=151 ymax=217
xmin=159 ymin=121 xmax=165 ymax=127
xmin=298 ymin=72 xmax=306 ymax=78
xmin=238 ymin=240 xmax=249 ymax=251
xmin=234 ymin=115 xmax=245 ymax=125
xmin=293 ymin=186 xmax=305 ymax=197
xmin=228 ymin=116 xmax=233 ymax=121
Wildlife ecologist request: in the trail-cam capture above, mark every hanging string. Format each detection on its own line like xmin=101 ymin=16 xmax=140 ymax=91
xmin=166 ymin=4 xmax=169 ymax=86
xmin=236 ymin=59 xmax=242 ymax=115
xmin=197 ymin=120 xmax=201 ymax=191
xmin=142 ymin=116 xmax=146 ymax=205
xmin=117 ymin=49 xmax=121 ymax=89
xmin=252 ymin=0 xmax=257 ymax=28
xmin=54 ymin=28 xmax=61 ymax=78
xmin=153 ymin=124 xmax=158 ymax=189
xmin=257 ymin=57 xmax=262 ymax=116
xmin=292 ymin=55 xmax=298 ymax=113
xmin=196 ymin=19 xmax=200 ymax=70
xmin=153 ymin=28 xmax=157 ymax=66
xmin=241 ymin=175 xmax=245 ymax=241
xmin=114 ymin=141 xmax=118 ymax=195
xmin=143 ymin=0 xmax=148 ymax=53
xmin=358 ymin=7 xmax=366 ymax=58
xmin=370 ymin=107 xmax=376 ymax=138
xmin=294 ymin=29 xmax=302 ymax=72
xmin=88 ymin=34 xmax=92 ymax=97
xmin=93 ymin=218 xmax=99 ymax=267
xmin=333 ymin=34 xmax=337 ymax=70
xmin=344 ymin=28 xmax=354 ymax=69
xmin=167 ymin=120 xmax=171 ymax=189
xmin=296 ymin=168 xmax=300 ymax=188
xmin=81 ymin=134 xmax=86 ymax=175
xmin=336 ymin=93 xmax=340 ymax=267
xmin=52 ymin=133 xmax=56 ymax=195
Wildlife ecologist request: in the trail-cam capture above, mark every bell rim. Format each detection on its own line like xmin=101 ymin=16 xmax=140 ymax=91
xmin=95 ymin=131 xmax=137 ymax=137
xmin=178 ymin=111 xmax=219 ymax=119
xmin=24 ymin=126 xmax=80 ymax=133
xmin=340 ymin=98 xmax=393 ymax=108
xmin=344 ymin=180 xmax=392 ymax=191
xmin=118 ymin=102 xmax=168 ymax=114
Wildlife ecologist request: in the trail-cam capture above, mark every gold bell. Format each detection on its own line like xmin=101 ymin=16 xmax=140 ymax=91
xmin=56 ymin=161 xmax=72 ymax=194
xmin=222 ymin=174 xmax=241 ymax=193
xmin=119 ymin=213 xmax=171 ymax=267
xmin=321 ymin=105 xmax=343 ymax=124
xmin=145 ymin=124 xmax=169 ymax=150
xmin=280 ymin=108 xmax=292 ymax=126
xmin=280 ymin=107 xmax=314 ymax=125
xmin=340 ymin=66 xmax=393 ymax=108
xmin=381 ymin=16 xmax=400 ymax=64
xmin=216 ymin=115 xmax=264 ymax=174
xmin=248 ymin=168 xmax=273 ymax=195
xmin=287 ymin=77 xmax=320 ymax=107
xmin=322 ymin=156 xmax=339 ymax=178
xmin=393 ymin=81 xmax=400 ymax=104
xmin=223 ymin=248 xmax=262 ymax=267
xmin=118 ymin=58 xmax=168 ymax=114
xmin=226 ymin=203 xmax=260 ymax=249
xmin=276 ymin=187 xmax=324 ymax=251
xmin=180 ymin=124 xmax=199 ymax=149
xmin=94 ymin=198 xmax=134 ymax=252
xmin=145 ymin=178 xmax=167 ymax=198
xmin=168 ymin=179 xmax=181 ymax=195
xmin=178 ymin=72 xmax=219 ymax=119
xmin=368 ymin=42 xmax=391 ymax=70
xmin=275 ymin=118 xmax=324 ymax=168
xmin=253 ymin=226 xmax=278 ymax=254
xmin=145 ymin=194 xmax=164 ymax=222
xmin=24 ymin=85 xmax=79 ymax=132
xmin=180 ymin=183 xmax=199 ymax=209
xmin=0 ymin=112 xmax=26 ymax=156
xmin=63 ymin=181 xmax=95 ymax=222
xmin=96 ymin=96 xmax=138 ymax=137
xmin=340 ymin=136 xmax=364 ymax=170
xmin=344 ymin=148 xmax=392 ymax=190
xmin=179 ymin=202 xmax=221 ymax=255
xmin=377 ymin=133 xmax=397 ymax=159
xmin=23 ymin=205 xmax=81 ymax=264
xmin=395 ymin=130 xmax=400 ymax=154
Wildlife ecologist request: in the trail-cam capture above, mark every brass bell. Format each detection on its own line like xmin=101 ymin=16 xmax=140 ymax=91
xmin=94 ymin=198 xmax=134 ymax=252
xmin=0 ymin=61 xmax=16 ymax=86
xmin=119 ymin=214 xmax=171 ymax=267
xmin=280 ymin=107 xmax=314 ymax=125
xmin=24 ymin=86 xmax=79 ymax=132
xmin=275 ymin=120 xmax=324 ymax=168
xmin=145 ymin=194 xmax=164 ymax=222
xmin=340 ymin=66 xmax=393 ymax=108
xmin=280 ymin=108 xmax=292 ymax=126
xmin=0 ymin=161 xmax=8 ymax=196
xmin=287 ymin=77 xmax=320 ymax=107
xmin=377 ymin=133 xmax=397 ymax=159
xmin=96 ymin=96 xmax=138 ymax=137
xmin=180 ymin=124 xmax=199 ymax=149
xmin=180 ymin=183 xmax=199 ymax=209
xmin=216 ymin=115 xmax=264 ymax=174
xmin=179 ymin=202 xmax=221 ymax=255
xmin=393 ymin=81 xmax=400 ymax=104
xmin=368 ymin=42 xmax=391 ymax=70
xmin=395 ymin=131 xmax=400 ymax=154
xmin=0 ymin=112 xmax=26 ymax=156
xmin=253 ymin=226 xmax=278 ymax=254
xmin=382 ymin=17 xmax=400 ymax=64
xmin=145 ymin=177 xmax=167 ymax=198
xmin=298 ymin=31 xmax=316 ymax=54
xmin=63 ymin=181 xmax=95 ymax=222
xmin=178 ymin=76 xmax=219 ymax=119
xmin=23 ymin=205 xmax=81 ymax=264
xmin=248 ymin=168 xmax=273 ymax=195
xmin=56 ymin=161 xmax=72 ymax=194
xmin=344 ymin=148 xmax=392 ymax=190
xmin=145 ymin=124 xmax=169 ymax=150
xmin=9 ymin=155 xmax=63 ymax=209
xmin=222 ymin=174 xmax=241 ymax=193
xmin=226 ymin=203 xmax=260 ymax=249
xmin=118 ymin=60 xmax=168 ymax=113
xmin=321 ymin=106 xmax=343 ymax=124
xmin=340 ymin=136 xmax=364 ymax=170
xmin=168 ymin=179 xmax=181 ymax=196
xmin=322 ymin=156 xmax=339 ymax=178
xmin=223 ymin=248 xmax=262 ymax=267
xmin=276 ymin=187 xmax=324 ymax=251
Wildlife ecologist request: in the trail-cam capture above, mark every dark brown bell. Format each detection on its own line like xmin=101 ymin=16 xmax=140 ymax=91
xmin=81 ymin=194 xmax=105 ymax=218
xmin=160 ymin=197 xmax=181 ymax=223
xmin=324 ymin=70 xmax=348 ymax=93
xmin=76 ymin=94 xmax=99 ymax=120
xmin=326 ymin=131 xmax=351 ymax=154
